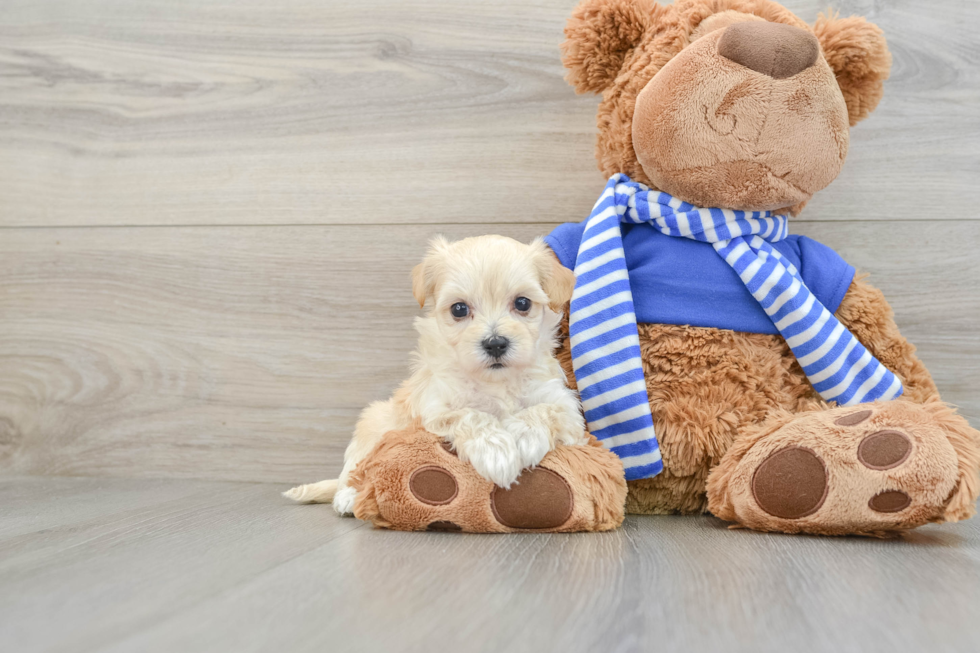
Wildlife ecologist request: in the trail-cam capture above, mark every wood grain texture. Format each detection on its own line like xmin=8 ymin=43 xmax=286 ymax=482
xmin=0 ymin=0 xmax=978 ymax=227
xmin=0 ymin=476 xmax=365 ymax=652
xmin=1 ymin=476 xmax=978 ymax=653
xmin=2 ymin=221 xmax=978 ymax=483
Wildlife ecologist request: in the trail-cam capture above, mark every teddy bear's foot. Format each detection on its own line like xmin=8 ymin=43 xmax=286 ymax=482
xmin=707 ymin=401 xmax=968 ymax=536
xmin=347 ymin=427 xmax=627 ymax=533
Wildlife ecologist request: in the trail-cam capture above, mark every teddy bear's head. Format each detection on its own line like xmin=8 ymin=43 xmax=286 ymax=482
xmin=563 ymin=0 xmax=891 ymax=213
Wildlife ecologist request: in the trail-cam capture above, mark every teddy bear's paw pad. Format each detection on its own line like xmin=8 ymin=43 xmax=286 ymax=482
xmin=751 ymin=446 xmax=828 ymax=519
xmin=409 ymin=466 xmax=458 ymax=505
xmin=490 ymin=467 xmax=573 ymax=529
xmin=857 ymin=430 xmax=911 ymax=470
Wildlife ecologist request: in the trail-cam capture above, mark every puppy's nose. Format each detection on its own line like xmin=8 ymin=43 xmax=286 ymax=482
xmin=482 ymin=335 xmax=510 ymax=359
xmin=717 ymin=21 xmax=820 ymax=79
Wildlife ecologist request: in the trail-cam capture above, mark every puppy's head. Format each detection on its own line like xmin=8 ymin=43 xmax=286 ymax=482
xmin=412 ymin=235 xmax=575 ymax=377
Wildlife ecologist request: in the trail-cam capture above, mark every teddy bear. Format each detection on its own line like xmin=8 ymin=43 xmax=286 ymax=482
xmin=542 ymin=0 xmax=980 ymax=536
xmin=346 ymin=0 xmax=980 ymax=537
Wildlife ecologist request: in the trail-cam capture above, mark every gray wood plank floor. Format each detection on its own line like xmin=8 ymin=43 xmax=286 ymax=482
xmin=2 ymin=477 xmax=979 ymax=653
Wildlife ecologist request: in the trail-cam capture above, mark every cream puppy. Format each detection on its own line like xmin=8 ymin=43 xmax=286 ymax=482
xmin=285 ymin=235 xmax=587 ymax=514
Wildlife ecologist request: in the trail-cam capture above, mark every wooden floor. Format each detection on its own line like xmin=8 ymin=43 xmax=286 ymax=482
xmin=2 ymin=0 xmax=980 ymax=651
xmin=1 ymin=476 xmax=978 ymax=653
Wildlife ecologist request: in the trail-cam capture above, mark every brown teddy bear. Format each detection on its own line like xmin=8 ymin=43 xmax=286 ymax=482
xmin=545 ymin=0 xmax=980 ymax=536
xmin=347 ymin=0 xmax=980 ymax=537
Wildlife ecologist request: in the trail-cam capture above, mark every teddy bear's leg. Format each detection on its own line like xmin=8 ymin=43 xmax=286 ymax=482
xmin=349 ymin=428 xmax=627 ymax=533
xmin=707 ymin=401 xmax=980 ymax=536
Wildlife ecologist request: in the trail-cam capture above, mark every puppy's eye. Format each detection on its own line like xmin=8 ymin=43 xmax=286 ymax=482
xmin=450 ymin=302 xmax=469 ymax=319
xmin=514 ymin=297 xmax=531 ymax=312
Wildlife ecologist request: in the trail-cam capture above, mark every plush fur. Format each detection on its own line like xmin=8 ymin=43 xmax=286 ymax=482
xmin=812 ymin=11 xmax=892 ymax=126
xmin=555 ymin=0 xmax=980 ymax=535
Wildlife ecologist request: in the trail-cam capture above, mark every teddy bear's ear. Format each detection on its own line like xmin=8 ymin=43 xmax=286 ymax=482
xmin=562 ymin=0 xmax=662 ymax=94
xmin=813 ymin=12 xmax=892 ymax=126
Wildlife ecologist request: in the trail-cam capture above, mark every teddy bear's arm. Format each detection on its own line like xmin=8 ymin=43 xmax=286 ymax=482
xmin=833 ymin=273 xmax=939 ymax=403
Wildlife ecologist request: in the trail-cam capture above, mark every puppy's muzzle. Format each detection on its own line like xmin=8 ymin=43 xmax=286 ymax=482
xmin=481 ymin=335 xmax=510 ymax=360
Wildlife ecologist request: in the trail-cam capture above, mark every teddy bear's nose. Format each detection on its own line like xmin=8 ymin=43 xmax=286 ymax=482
xmin=717 ymin=21 xmax=820 ymax=79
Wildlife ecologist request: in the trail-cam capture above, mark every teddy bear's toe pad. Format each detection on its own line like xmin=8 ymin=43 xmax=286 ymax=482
xmin=409 ymin=466 xmax=458 ymax=505
xmin=751 ymin=446 xmax=828 ymax=519
xmin=857 ymin=430 xmax=911 ymax=470
xmin=426 ymin=520 xmax=463 ymax=532
xmin=835 ymin=410 xmax=872 ymax=426
xmin=717 ymin=402 xmax=960 ymax=535
xmin=869 ymin=490 xmax=911 ymax=513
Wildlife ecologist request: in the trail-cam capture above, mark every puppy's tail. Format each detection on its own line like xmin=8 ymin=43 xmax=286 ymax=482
xmin=283 ymin=478 xmax=338 ymax=504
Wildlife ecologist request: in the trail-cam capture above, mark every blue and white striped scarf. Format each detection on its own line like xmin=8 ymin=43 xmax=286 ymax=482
xmin=570 ymin=174 xmax=904 ymax=481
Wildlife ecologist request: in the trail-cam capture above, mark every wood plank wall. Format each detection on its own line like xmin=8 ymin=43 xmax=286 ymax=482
xmin=2 ymin=0 xmax=978 ymax=483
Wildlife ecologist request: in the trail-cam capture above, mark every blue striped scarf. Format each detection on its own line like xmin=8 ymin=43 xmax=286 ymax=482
xmin=570 ymin=174 xmax=904 ymax=481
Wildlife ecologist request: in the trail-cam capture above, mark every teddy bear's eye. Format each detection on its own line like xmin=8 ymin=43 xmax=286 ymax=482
xmin=514 ymin=297 xmax=531 ymax=312
xmin=450 ymin=302 xmax=469 ymax=319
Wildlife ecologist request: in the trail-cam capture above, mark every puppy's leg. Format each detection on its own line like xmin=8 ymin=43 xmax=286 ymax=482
xmin=428 ymin=410 xmax=522 ymax=488
xmin=284 ymin=398 xmax=403 ymax=515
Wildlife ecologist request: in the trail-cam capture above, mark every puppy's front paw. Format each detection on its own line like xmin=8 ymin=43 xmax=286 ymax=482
xmin=504 ymin=405 xmax=586 ymax=468
xmin=456 ymin=432 xmax=522 ymax=488
xmin=541 ymin=406 xmax=587 ymax=447
xmin=332 ymin=485 xmax=357 ymax=516
xmin=508 ymin=423 xmax=551 ymax=470
xmin=554 ymin=420 xmax=588 ymax=447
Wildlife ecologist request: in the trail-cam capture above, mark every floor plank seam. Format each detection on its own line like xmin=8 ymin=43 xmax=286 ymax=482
xmin=4 ymin=217 xmax=980 ymax=230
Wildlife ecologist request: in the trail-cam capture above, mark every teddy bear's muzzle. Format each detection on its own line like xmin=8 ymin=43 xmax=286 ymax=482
xmin=630 ymin=21 xmax=849 ymax=213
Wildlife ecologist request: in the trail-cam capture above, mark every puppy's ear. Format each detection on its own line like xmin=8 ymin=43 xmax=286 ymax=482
xmin=813 ymin=12 xmax=892 ymax=126
xmin=531 ymin=239 xmax=576 ymax=312
xmin=410 ymin=262 xmax=430 ymax=308
xmin=562 ymin=0 xmax=662 ymax=94
xmin=411 ymin=236 xmax=449 ymax=308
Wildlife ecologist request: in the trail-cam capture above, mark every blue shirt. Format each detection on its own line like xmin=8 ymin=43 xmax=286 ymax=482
xmin=545 ymin=221 xmax=855 ymax=336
